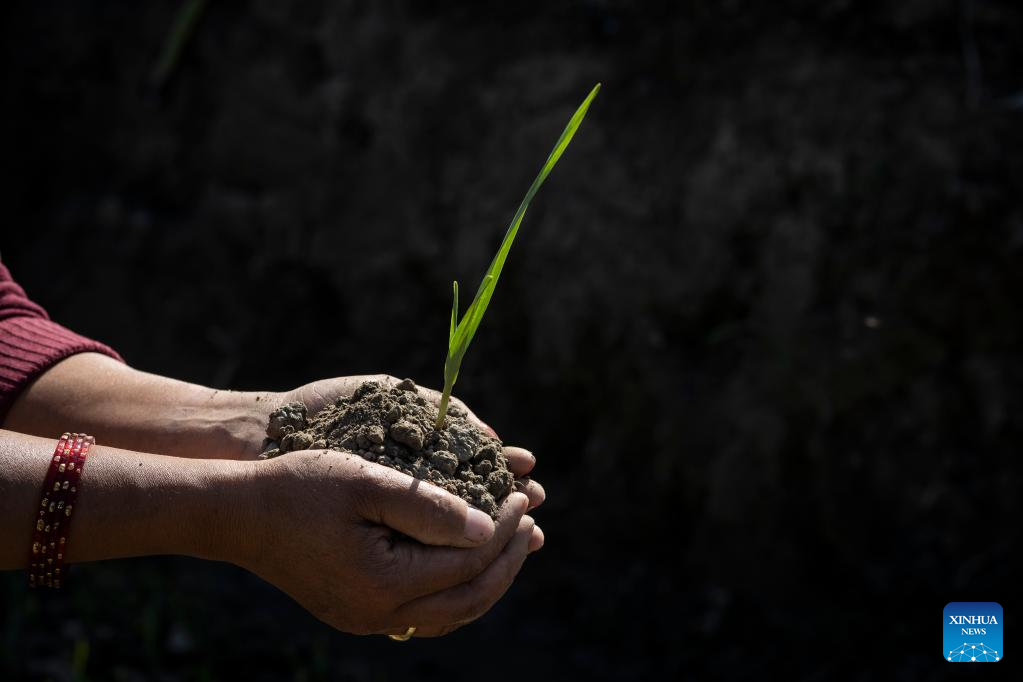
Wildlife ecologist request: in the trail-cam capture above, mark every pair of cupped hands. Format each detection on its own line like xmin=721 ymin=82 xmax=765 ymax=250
xmin=233 ymin=375 xmax=545 ymax=638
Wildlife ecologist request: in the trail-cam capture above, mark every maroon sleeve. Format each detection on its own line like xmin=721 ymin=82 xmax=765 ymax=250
xmin=0 ymin=259 xmax=123 ymax=422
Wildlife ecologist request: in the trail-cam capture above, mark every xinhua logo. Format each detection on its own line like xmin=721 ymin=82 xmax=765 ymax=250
xmin=944 ymin=602 xmax=1003 ymax=662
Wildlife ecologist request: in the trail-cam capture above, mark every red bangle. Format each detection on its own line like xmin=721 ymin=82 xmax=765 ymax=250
xmin=28 ymin=432 xmax=93 ymax=589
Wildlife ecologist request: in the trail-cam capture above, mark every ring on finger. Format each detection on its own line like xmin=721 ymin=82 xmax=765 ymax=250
xmin=388 ymin=626 xmax=416 ymax=641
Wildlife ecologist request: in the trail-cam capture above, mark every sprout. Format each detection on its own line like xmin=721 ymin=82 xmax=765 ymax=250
xmin=435 ymin=83 xmax=601 ymax=429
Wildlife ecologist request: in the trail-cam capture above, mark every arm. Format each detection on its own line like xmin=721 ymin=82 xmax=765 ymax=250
xmin=3 ymin=352 xmax=274 ymax=461
xmin=0 ymin=429 xmax=539 ymax=636
xmin=0 ymin=428 xmax=243 ymax=568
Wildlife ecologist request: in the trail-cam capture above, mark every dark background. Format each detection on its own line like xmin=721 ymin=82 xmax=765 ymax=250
xmin=2 ymin=1 xmax=1022 ymax=679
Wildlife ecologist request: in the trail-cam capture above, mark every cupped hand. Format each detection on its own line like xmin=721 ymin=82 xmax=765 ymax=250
xmin=282 ymin=374 xmax=545 ymax=510
xmin=236 ymin=448 xmax=541 ymax=636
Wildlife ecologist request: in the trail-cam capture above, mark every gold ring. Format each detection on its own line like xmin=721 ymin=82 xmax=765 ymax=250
xmin=388 ymin=626 xmax=416 ymax=641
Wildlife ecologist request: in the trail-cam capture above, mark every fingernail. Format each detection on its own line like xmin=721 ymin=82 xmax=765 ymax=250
xmin=464 ymin=507 xmax=495 ymax=543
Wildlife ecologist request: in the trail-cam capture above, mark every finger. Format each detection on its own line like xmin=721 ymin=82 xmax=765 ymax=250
xmin=503 ymin=446 xmax=536 ymax=476
xmin=357 ymin=465 xmax=495 ymax=547
xmin=514 ymin=476 xmax=545 ymax=510
xmin=382 ymin=517 xmax=540 ymax=638
xmin=392 ymin=515 xmax=535 ymax=633
xmin=529 ymin=525 xmax=544 ymax=553
xmin=388 ymin=492 xmax=528 ymax=600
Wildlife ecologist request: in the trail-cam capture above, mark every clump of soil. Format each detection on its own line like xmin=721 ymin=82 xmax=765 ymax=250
xmin=262 ymin=378 xmax=514 ymax=517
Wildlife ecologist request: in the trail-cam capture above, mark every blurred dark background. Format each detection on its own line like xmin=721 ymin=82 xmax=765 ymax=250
xmin=2 ymin=0 xmax=1022 ymax=679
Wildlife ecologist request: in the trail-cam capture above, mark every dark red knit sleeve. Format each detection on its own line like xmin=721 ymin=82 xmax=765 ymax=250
xmin=0 ymin=259 xmax=123 ymax=422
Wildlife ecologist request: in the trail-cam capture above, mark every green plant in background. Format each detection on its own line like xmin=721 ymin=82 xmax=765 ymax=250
xmin=435 ymin=83 xmax=601 ymax=429
xmin=150 ymin=0 xmax=209 ymax=88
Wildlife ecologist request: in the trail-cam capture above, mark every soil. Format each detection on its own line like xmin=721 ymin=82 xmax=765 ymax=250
xmin=260 ymin=379 xmax=514 ymax=517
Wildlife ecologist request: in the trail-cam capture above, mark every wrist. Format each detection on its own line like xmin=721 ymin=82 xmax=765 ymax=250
xmin=189 ymin=458 xmax=265 ymax=565
xmin=184 ymin=389 xmax=284 ymax=461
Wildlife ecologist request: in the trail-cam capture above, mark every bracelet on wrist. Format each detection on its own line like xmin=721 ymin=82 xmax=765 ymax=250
xmin=28 ymin=432 xmax=93 ymax=589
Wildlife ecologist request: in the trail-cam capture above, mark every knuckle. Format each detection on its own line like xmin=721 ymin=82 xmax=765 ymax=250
xmin=359 ymin=533 xmax=401 ymax=578
xmin=518 ymin=515 xmax=536 ymax=536
xmin=384 ymin=547 xmax=415 ymax=586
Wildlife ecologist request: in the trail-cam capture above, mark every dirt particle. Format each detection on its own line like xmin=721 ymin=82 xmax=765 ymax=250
xmin=353 ymin=381 xmax=381 ymax=400
xmin=430 ymin=450 xmax=458 ymax=475
xmin=365 ymin=425 xmax=385 ymax=444
xmin=476 ymin=496 xmax=497 ymax=516
xmin=476 ymin=443 xmax=500 ymax=463
xmin=267 ymin=402 xmax=307 ymax=440
xmin=389 ymin=420 xmax=424 ymax=450
xmin=487 ymin=470 xmax=514 ymax=498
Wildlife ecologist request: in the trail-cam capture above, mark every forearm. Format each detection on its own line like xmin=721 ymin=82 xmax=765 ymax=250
xmin=2 ymin=353 xmax=280 ymax=460
xmin=0 ymin=429 xmax=250 ymax=570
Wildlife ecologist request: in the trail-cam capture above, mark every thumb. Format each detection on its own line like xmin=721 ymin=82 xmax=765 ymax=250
xmin=358 ymin=467 xmax=496 ymax=548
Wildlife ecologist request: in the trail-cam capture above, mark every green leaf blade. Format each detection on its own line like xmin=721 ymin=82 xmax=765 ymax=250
xmin=448 ymin=281 xmax=459 ymax=346
xmin=469 ymin=82 xmax=601 ymax=304
xmin=436 ymin=83 xmax=600 ymax=427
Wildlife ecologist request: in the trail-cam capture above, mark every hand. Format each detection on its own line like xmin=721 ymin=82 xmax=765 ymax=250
xmin=236 ymin=448 xmax=540 ymax=636
xmin=282 ymin=374 xmax=546 ymax=511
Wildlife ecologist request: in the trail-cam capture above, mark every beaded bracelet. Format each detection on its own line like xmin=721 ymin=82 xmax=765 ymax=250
xmin=28 ymin=432 xmax=93 ymax=589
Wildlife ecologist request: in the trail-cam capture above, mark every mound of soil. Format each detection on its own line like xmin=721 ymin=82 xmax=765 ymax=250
xmin=261 ymin=379 xmax=514 ymax=516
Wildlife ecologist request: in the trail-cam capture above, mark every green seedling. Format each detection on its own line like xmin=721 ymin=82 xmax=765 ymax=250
xmin=435 ymin=83 xmax=601 ymax=429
